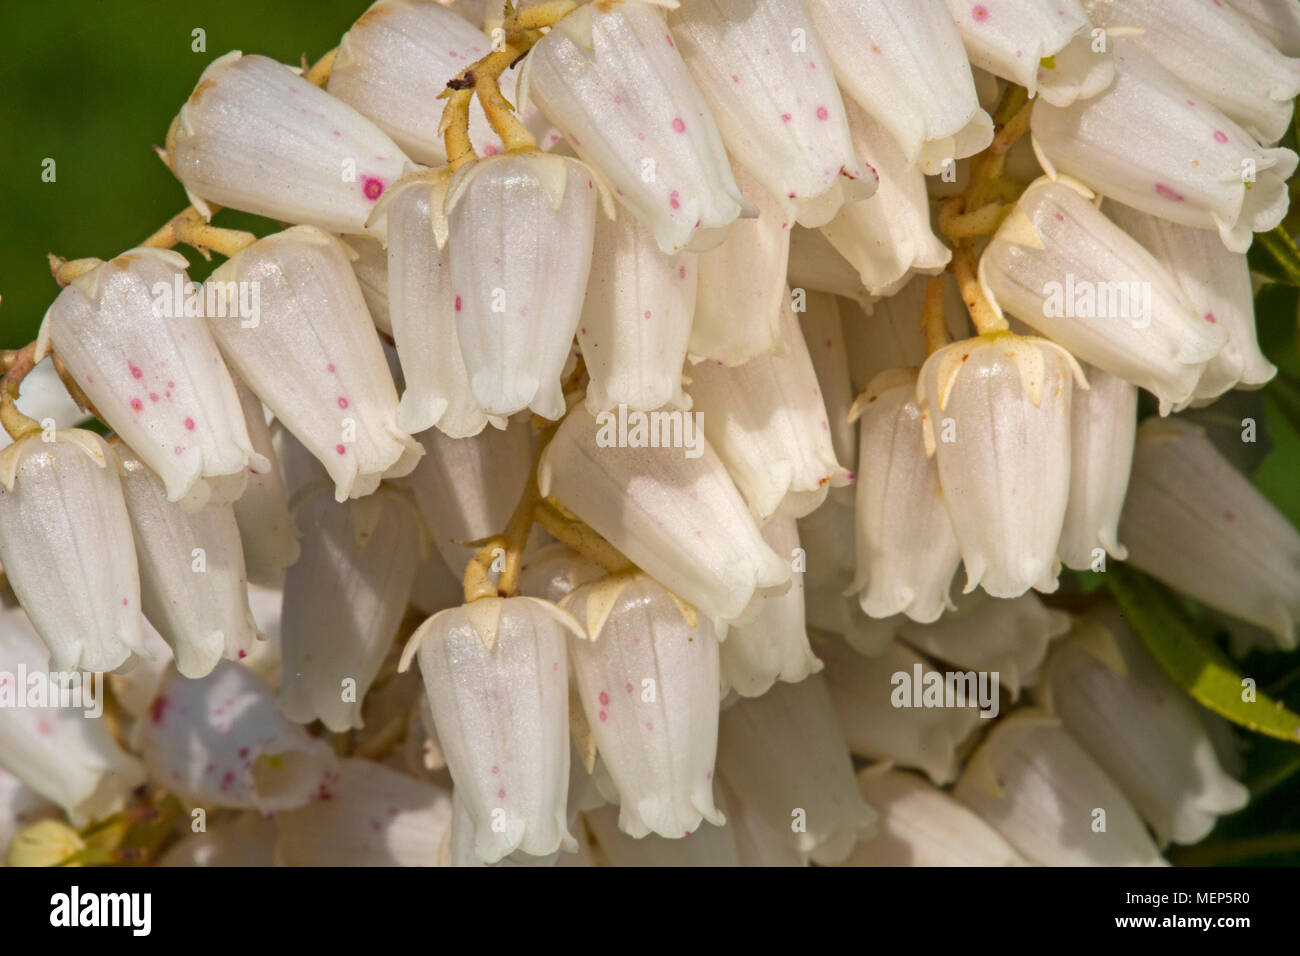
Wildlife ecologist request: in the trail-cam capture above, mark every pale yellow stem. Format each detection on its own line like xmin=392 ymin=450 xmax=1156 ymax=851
xmin=922 ymin=277 xmax=951 ymax=356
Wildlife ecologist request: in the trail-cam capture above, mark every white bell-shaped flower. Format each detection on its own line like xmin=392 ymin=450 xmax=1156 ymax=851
xmin=280 ymin=485 xmax=424 ymax=732
xmin=840 ymin=766 xmax=1028 ymax=866
xmin=347 ymin=235 xmax=392 ymax=335
xmin=788 ymin=225 xmax=872 ymax=306
xmin=1120 ymin=417 xmax=1300 ymax=646
xmin=0 ymin=430 xmax=144 ymax=673
xmin=583 ymin=804 xmax=738 ymax=866
xmin=821 ymin=101 xmax=952 ymax=297
xmin=1105 ymin=200 xmax=1276 ymax=400
xmin=399 ymin=597 xmax=581 ymax=863
xmin=944 ymin=0 xmax=1114 ymax=107
xmin=538 ymin=406 xmax=790 ymax=630
xmin=1039 ymin=611 xmax=1249 ymax=845
xmin=807 ymin=0 xmax=994 ymax=173
xmin=206 ymin=226 xmax=422 ymax=501
xmin=116 ymin=444 xmax=259 ymax=679
xmin=979 ymin=177 xmax=1225 ymax=414
xmin=954 ymin=711 xmax=1167 ymax=865
xmin=137 ymin=661 xmax=339 ymax=813
xmin=579 ymin=204 xmax=697 ymax=413
xmin=519 ymin=0 xmax=750 ymax=253
xmin=816 ymin=634 xmax=983 ymax=784
xmin=406 ymin=416 xmax=531 ymax=575
xmin=686 ymin=297 xmax=851 ymax=520
xmin=688 ymin=161 xmax=790 ymax=365
xmin=667 ymin=0 xmax=876 ymax=227
xmin=0 ymin=609 xmax=146 ymax=826
xmin=799 ymin=292 xmax=858 ymax=505
xmin=1058 ymin=362 xmax=1137 ymax=570
xmin=1030 ymin=48 xmax=1298 ymax=252
xmin=327 ymin=0 xmax=547 ymax=165
xmin=1085 ymin=0 xmax=1300 ymax=144
xmin=850 ymin=368 xmax=961 ymax=623
xmin=446 ymin=151 xmax=601 ymax=420
xmin=169 ymin=52 xmax=410 ymax=238
xmin=230 ymin=378 xmax=300 ymax=587
xmin=1228 ymin=0 xmax=1300 ymax=56
xmin=273 ymin=758 xmax=452 ymax=866
xmin=917 ymin=332 xmax=1084 ymax=598
xmin=896 ymin=586 xmax=1072 ymax=700
xmin=720 ymin=517 xmax=823 ymax=698
xmin=37 ymin=248 xmax=265 ymax=511
xmin=370 ymin=169 xmax=500 ymax=438
xmin=718 ymin=673 xmax=876 ymax=864
xmin=799 ymin=499 xmax=898 ymax=656
xmin=561 ymin=574 xmax=724 ymax=839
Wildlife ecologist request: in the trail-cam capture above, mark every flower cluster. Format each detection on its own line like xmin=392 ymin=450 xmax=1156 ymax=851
xmin=2 ymin=0 xmax=1299 ymax=868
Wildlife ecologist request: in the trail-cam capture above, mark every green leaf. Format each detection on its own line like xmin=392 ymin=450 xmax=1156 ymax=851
xmin=1105 ymin=564 xmax=1300 ymax=744
xmin=1249 ymin=226 xmax=1300 ymax=286
xmin=1264 ymin=371 xmax=1300 ymax=440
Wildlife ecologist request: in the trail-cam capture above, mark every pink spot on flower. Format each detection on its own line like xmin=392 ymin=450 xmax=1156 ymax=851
xmin=678 ymin=265 xmax=687 ymax=279
xmin=149 ymin=392 xmax=159 ymax=402
xmin=130 ymin=398 xmax=143 ymax=411
xmin=972 ymin=4 xmax=989 ymax=21
xmin=1213 ymin=130 xmax=1228 ymax=143
xmin=1205 ymin=312 xmax=1217 ymax=323
xmin=625 ymin=682 xmax=634 ymax=693
xmin=599 ymin=711 xmax=608 ymax=722
xmin=128 ymin=362 xmax=143 ymax=379
xmin=122 ymin=597 xmax=129 ymax=606
xmin=237 ymin=649 xmax=247 ymax=659
xmin=184 ymin=417 xmax=195 ymax=430
xmin=1224 ymin=509 xmax=1236 ymax=521
xmin=362 ymin=177 xmax=385 ymax=201
xmin=645 ymin=722 xmax=653 ymax=731
xmin=483 ymin=144 xmax=499 ymax=156
xmin=326 ymin=364 xmax=335 ymax=373
xmin=672 ymin=117 xmax=686 ymax=133
xmin=454 ymin=296 xmax=462 ymax=312
xmin=643 ymin=310 xmax=652 ymax=319
xmin=491 ymin=765 xmax=499 ymax=775
xmin=338 ymin=396 xmax=349 ymax=409
xmin=731 ymin=74 xmax=739 ymax=83
xmin=497 ymin=788 xmax=506 ymax=799
xmin=599 ymin=691 xmax=610 ymax=706
xmin=1155 ymin=183 xmax=1185 ymax=201
xmin=781 ymin=113 xmax=792 ymax=122
xmin=816 ymin=106 xmax=828 ymax=120
xmin=669 ymin=190 xmax=681 ymax=209
xmin=666 ymin=33 xmax=674 ymax=48
xmin=150 ymin=696 xmax=170 ymax=725
xmin=336 ymin=444 xmax=347 ymax=455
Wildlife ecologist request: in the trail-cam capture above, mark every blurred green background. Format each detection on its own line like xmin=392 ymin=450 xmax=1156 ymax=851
xmin=0 ymin=0 xmax=368 ymax=345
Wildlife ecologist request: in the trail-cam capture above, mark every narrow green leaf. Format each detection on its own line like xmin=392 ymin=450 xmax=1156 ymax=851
xmin=1265 ymin=370 xmax=1300 ymax=439
xmin=1106 ymin=564 xmax=1300 ymax=744
xmin=1249 ymin=226 xmax=1300 ymax=286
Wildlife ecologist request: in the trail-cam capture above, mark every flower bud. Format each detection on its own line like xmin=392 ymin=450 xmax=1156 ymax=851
xmin=979 ymin=177 xmax=1225 ymax=413
xmin=280 ymin=486 xmax=424 ymax=732
xmin=273 ymin=757 xmax=452 ymax=866
xmin=170 ymin=52 xmax=410 ymax=237
xmin=446 ymin=152 xmax=601 ymax=419
xmin=137 ymin=661 xmax=338 ymax=812
xmin=820 ymin=101 xmax=951 ymax=296
xmin=1030 ymin=48 xmax=1298 ymax=252
xmin=954 ymin=711 xmax=1167 ymax=865
xmin=1039 ymin=610 xmax=1249 ymax=845
xmin=38 ymin=248 xmax=266 ymax=510
xmin=579 ymin=204 xmax=697 ymax=413
xmin=117 ymin=444 xmax=259 ymax=679
xmin=1105 ymin=200 xmax=1276 ymax=400
xmin=944 ymin=0 xmax=1114 ymax=107
xmin=807 ymin=0 xmax=994 ymax=173
xmin=0 ymin=431 xmax=144 ymax=673
xmin=850 ymin=368 xmax=961 ymax=623
xmin=562 ymin=574 xmax=723 ymax=838
xmin=406 ymin=416 xmax=531 ymax=576
xmin=840 ymin=765 xmax=1027 ymax=866
xmin=896 ymin=587 xmax=1071 ymax=700
xmin=688 ymin=161 xmax=790 ymax=365
xmin=667 ymin=0 xmax=876 ymax=227
xmin=538 ymin=406 xmax=790 ymax=630
xmin=717 ymin=673 xmax=876 ymax=864
xmin=370 ymin=170 xmax=501 ymax=438
xmin=519 ymin=0 xmax=751 ymax=253
xmin=400 ymin=597 xmax=581 ymax=862
xmin=230 ymin=378 xmax=300 ymax=587
xmin=721 ymin=517 xmax=823 ymax=698
xmin=816 ymin=634 xmax=982 ymax=784
xmin=687 ymin=297 xmax=851 ymax=520
xmin=917 ymin=332 xmax=1083 ymax=598
xmin=206 ymin=226 xmax=422 ymax=501
xmin=0 ymin=609 xmax=146 ymax=826
xmin=1120 ymin=417 xmax=1300 ymax=646
xmin=1086 ymin=0 xmax=1300 ymax=144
